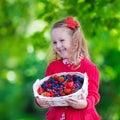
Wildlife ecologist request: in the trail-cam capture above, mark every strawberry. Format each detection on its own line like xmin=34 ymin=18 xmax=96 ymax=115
xmin=67 ymin=81 xmax=74 ymax=88
xmin=43 ymin=92 xmax=51 ymax=97
xmin=51 ymin=74 xmax=59 ymax=79
xmin=37 ymin=87 xmax=44 ymax=95
xmin=46 ymin=92 xmax=51 ymax=97
xmin=64 ymin=88 xmax=72 ymax=95
xmin=58 ymin=76 xmax=65 ymax=82
xmin=49 ymin=90 xmax=54 ymax=97
xmin=61 ymin=92 xmax=65 ymax=96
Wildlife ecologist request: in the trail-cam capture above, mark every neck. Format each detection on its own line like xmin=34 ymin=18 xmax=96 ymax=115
xmin=63 ymin=54 xmax=84 ymax=65
xmin=67 ymin=58 xmax=78 ymax=65
xmin=69 ymin=53 xmax=84 ymax=64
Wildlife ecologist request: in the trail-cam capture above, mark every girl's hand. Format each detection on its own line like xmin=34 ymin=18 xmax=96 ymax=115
xmin=66 ymin=94 xmax=87 ymax=109
xmin=35 ymin=97 xmax=51 ymax=108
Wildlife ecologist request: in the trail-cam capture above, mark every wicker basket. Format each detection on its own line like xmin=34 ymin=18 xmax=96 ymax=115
xmin=33 ymin=72 xmax=88 ymax=106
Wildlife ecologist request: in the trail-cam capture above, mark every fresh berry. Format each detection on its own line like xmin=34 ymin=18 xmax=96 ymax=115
xmin=58 ymin=76 xmax=65 ymax=82
xmin=64 ymin=88 xmax=72 ymax=94
xmin=43 ymin=92 xmax=51 ymax=97
xmin=66 ymin=81 xmax=74 ymax=88
xmin=52 ymin=74 xmax=59 ymax=79
xmin=37 ymin=87 xmax=44 ymax=94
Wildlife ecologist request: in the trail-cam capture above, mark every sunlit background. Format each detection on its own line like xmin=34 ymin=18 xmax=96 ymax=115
xmin=0 ymin=0 xmax=120 ymax=120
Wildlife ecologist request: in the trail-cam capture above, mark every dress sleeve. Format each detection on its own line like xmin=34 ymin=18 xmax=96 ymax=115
xmin=86 ymin=65 xmax=100 ymax=109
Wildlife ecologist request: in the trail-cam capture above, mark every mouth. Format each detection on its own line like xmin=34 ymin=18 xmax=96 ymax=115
xmin=58 ymin=49 xmax=66 ymax=54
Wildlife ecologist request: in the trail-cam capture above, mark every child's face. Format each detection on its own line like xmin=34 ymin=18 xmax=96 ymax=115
xmin=51 ymin=27 xmax=74 ymax=59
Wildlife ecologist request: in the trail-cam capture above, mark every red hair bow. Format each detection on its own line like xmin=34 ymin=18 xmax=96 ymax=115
xmin=64 ymin=17 xmax=79 ymax=29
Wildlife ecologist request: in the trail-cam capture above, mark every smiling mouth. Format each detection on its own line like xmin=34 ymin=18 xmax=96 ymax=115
xmin=58 ymin=49 xmax=66 ymax=54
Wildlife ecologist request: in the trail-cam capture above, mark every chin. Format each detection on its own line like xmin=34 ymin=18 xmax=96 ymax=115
xmin=60 ymin=54 xmax=70 ymax=59
xmin=62 ymin=56 xmax=69 ymax=59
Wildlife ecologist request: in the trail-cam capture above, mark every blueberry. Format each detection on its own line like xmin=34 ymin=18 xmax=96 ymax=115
xmin=73 ymin=76 xmax=84 ymax=83
xmin=51 ymin=83 xmax=55 ymax=87
xmin=61 ymin=75 xmax=67 ymax=79
xmin=59 ymin=82 xmax=63 ymax=85
xmin=78 ymin=83 xmax=83 ymax=89
xmin=80 ymin=78 xmax=84 ymax=83
xmin=41 ymin=83 xmax=46 ymax=89
xmin=49 ymin=77 xmax=55 ymax=83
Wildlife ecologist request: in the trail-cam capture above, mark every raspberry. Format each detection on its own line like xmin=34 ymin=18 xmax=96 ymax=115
xmin=37 ymin=87 xmax=44 ymax=94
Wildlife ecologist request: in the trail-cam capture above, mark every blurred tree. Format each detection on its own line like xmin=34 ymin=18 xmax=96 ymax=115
xmin=0 ymin=0 xmax=120 ymax=120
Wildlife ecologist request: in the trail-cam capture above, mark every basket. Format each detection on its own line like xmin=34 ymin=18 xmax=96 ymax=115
xmin=33 ymin=72 xmax=88 ymax=106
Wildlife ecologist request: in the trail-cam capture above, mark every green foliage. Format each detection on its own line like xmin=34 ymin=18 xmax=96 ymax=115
xmin=0 ymin=0 xmax=120 ymax=120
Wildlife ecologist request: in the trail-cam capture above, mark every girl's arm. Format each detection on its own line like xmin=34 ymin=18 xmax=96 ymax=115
xmin=86 ymin=65 xmax=100 ymax=109
xmin=66 ymin=62 xmax=100 ymax=109
xmin=34 ymin=62 xmax=54 ymax=108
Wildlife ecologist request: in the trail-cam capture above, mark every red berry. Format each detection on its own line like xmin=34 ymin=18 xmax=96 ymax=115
xmin=67 ymin=74 xmax=72 ymax=78
xmin=64 ymin=88 xmax=72 ymax=95
xmin=53 ymin=87 xmax=57 ymax=90
xmin=54 ymin=80 xmax=58 ymax=84
xmin=61 ymin=92 xmax=65 ymax=96
xmin=43 ymin=92 xmax=51 ymax=97
xmin=49 ymin=90 xmax=54 ymax=97
xmin=46 ymin=92 xmax=51 ymax=97
xmin=37 ymin=87 xmax=44 ymax=95
xmin=67 ymin=81 xmax=74 ymax=88
xmin=52 ymin=74 xmax=59 ymax=79
xmin=58 ymin=77 xmax=65 ymax=82
xmin=48 ymin=83 xmax=52 ymax=87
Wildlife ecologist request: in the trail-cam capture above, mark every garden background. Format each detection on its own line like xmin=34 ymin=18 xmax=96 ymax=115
xmin=0 ymin=0 xmax=120 ymax=120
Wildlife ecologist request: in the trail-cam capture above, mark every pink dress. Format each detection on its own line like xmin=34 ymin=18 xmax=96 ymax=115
xmin=45 ymin=58 xmax=101 ymax=120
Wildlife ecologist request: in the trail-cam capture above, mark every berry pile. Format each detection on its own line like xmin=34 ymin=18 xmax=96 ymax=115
xmin=37 ymin=74 xmax=84 ymax=97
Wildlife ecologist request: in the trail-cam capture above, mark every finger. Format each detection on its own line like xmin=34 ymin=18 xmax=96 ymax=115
xmin=67 ymin=99 xmax=79 ymax=105
xmin=67 ymin=98 xmax=77 ymax=102
xmin=38 ymin=102 xmax=50 ymax=108
xmin=40 ymin=104 xmax=50 ymax=108
xmin=42 ymin=102 xmax=51 ymax=107
xmin=36 ymin=97 xmax=43 ymax=103
xmin=35 ymin=97 xmax=50 ymax=108
xmin=35 ymin=97 xmax=42 ymax=107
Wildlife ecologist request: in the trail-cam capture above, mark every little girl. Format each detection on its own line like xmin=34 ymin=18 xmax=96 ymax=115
xmin=35 ymin=17 xmax=101 ymax=120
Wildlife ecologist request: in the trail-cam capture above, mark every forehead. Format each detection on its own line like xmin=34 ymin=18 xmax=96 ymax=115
xmin=51 ymin=27 xmax=72 ymax=40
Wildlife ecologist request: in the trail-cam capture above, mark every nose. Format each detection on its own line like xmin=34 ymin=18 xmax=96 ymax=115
xmin=55 ymin=42 xmax=61 ymax=49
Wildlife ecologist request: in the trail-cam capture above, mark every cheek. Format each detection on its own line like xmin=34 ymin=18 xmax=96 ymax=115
xmin=67 ymin=42 xmax=74 ymax=50
xmin=53 ymin=46 xmax=57 ymax=52
xmin=69 ymin=41 xmax=75 ymax=49
xmin=68 ymin=45 xmax=75 ymax=54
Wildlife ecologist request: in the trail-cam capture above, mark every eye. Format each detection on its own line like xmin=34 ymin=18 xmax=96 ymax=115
xmin=60 ymin=39 xmax=64 ymax=42
xmin=53 ymin=41 xmax=57 ymax=44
